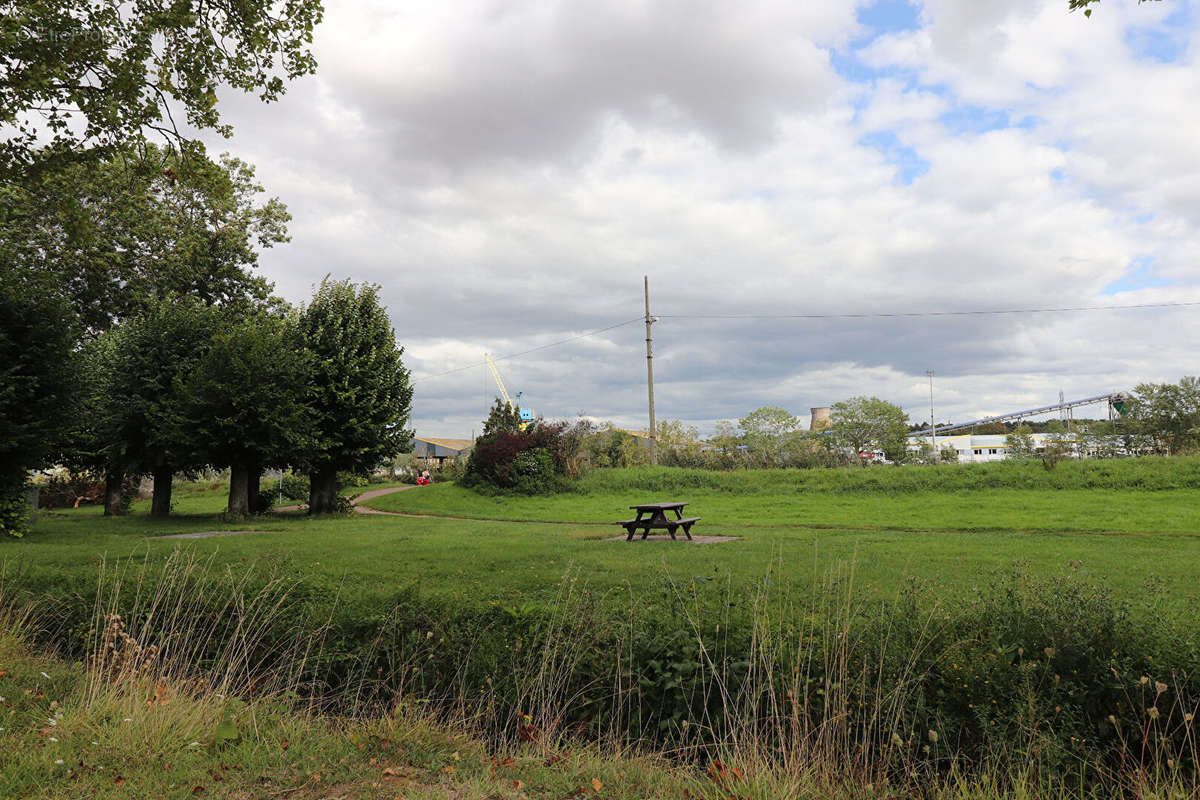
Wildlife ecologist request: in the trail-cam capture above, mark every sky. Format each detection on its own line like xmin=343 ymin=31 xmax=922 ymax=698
xmin=204 ymin=0 xmax=1200 ymax=436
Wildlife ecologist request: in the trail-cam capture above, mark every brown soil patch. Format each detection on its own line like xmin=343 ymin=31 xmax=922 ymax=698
xmin=606 ymin=533 xmax=739 ymax=543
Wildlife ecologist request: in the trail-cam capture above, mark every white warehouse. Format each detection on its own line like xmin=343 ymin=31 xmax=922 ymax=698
xmin=906 ymin=433 xmax=1078 ymax=464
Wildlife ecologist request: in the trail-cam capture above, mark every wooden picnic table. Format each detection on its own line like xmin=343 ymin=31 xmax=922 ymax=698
xmin=618 ymin=501 xmax=701 ymax=541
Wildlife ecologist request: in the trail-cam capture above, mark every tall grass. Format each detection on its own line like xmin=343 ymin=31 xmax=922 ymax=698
xmin=5 ymin=549 xmax=1200 ymax=797
xmin=573 ymin=456 xmax=1200 ymax=495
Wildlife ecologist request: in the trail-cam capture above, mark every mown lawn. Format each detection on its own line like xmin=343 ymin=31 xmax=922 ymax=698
xmin=7 ymin=470 xmax=1200 ymax=619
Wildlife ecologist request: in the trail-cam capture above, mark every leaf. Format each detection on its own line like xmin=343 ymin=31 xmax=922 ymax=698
xmin=591 ymin=777 xmax=603 ymax=791
xmin=513 ymin=780 xmax=524 ymax=789
xmin=211 ymin=710 xmax=240 ymax=748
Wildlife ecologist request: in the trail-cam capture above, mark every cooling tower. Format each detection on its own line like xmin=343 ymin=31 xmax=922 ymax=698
xmin=810 ymin=406 xmax=831 ymax=430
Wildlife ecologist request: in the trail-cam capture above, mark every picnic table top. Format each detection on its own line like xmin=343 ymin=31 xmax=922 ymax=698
xmin=629 ymin=501 xmax=688 ymax=511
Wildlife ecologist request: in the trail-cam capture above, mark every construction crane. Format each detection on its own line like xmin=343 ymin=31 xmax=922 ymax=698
xmin=484 ymin=353 xmax=535 ymax=427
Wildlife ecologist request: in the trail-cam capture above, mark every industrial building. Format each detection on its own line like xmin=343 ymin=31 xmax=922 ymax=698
xmin=411 ymin=436 xmax=473 ymax=466
xmin=905 ymin=432 xmax=1079 ymax=463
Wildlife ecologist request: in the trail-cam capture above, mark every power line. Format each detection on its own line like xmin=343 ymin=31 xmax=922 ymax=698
xmin=412 ymin=316 xmax=644 ymax=383
xmin=411 ymin=298 xmax=1197 ymax=384
xmin=656 ymin=299 xmax=1200 ymax=320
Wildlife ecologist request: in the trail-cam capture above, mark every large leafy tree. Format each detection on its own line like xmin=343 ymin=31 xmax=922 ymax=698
xmin=0 ymin=270 xmax=78 ymax=535
xmin=62 ymin=332 xmax=130 ymax=516
xmin=183 ymin=311 xmax=313 ymax=517
xmin=831 ymin=396 xmax=910 ymax=465
xmin=738 ymin=406 xmax=803 ymax=466
xmin=1 ymin=143 xmax=288 ymax=336
xmin=99 ymin=300 xmax=221 ymax=516
xmin=1126 ymin=377 xmax=1200 ymax=455
xmin=0 ymin=0 xmax=322 ymax=178
xmin=297 ymin=280 xmax=413 ymax=514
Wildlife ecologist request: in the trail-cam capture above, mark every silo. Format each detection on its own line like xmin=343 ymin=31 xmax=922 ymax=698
xmin=810 ymin=406 xmax=831 ymax=430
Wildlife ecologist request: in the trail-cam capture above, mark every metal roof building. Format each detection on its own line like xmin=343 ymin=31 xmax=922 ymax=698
xmin=412 ymin=436 xmax=473 ymax=465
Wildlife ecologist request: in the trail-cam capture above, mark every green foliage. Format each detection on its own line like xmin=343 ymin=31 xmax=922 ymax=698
xmin=98 ymin=299 xmax=222 ymax=477
xmin=1005 ymin=424 xmax=1036 ymax=460
xmin=568 ymin=456 xmax=1200 ymax=495
xmin=33 ymin=470 xmax=136 ymax=511
xmin=0 ymin=144 xmax=288 ymax=336
xmin=0 ymin=270 xmax=78 ymax=482
xmin=580 ymin=425 xmax=648 ymax=469
xmin=830 ymin=396 xmax=910 ymax=464
xmin=0 ymin=0 xmax=322 ymax=177
xmin=296 ymin=279 xmax=414 ymax=478
xmin=737 ymin=406 xmax=802 ymax=466
xmin=0 ymin=473 xmax=31 ymax=538
xmin=182 ymin=310 xmax=313 ymax=515
xmin=1126 ymin=377 xmax=1200 ymax=455
xmin=481 ymin=397 xmax=523 ymax=436
xmin=276 ymin=472 xmax=311 ymax=502
xmin=0 ymin=270 xmax=78 ymax=535
xmin=7 ymin=548 xmax=1200 ymax=788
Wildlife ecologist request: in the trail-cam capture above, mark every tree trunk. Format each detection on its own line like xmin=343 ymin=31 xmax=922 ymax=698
xmin=308 ymin=466 xmax=338 ymax=514
xmin=248 ymin=466 xmax=261 ymax=512
xmin=103 ymin=472 xmax=125 ymax=516
xmin=227 ymin=462 xmax=250 ymax=517
xmin=150 ymin=467 xmax=173 ymax=517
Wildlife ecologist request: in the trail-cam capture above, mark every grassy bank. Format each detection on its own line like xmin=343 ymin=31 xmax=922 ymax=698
xmin=6 ymin=463 xmax=1200 ymax=792
xmin=10 ymin=614 xmax=1197 ymax=800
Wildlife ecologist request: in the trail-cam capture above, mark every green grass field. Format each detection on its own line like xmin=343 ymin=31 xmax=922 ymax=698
xmin=7 ymin=461 xmax=1200 ymax=790
xmin=10 ymin=465 xmax=1200 ymax=615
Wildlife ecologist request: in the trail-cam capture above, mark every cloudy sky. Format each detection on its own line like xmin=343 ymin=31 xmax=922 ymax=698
xmin=207 ymin=0 xmax=1199 ymax=436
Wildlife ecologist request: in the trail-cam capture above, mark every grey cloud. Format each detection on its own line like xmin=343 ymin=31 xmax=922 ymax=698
xmin=321 ymin=1 xmax=843 ymax=167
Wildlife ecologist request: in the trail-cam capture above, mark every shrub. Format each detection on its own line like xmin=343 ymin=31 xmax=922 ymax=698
xmin=461 ymin=420 xmax=586 ymax=494
xmin=276 ymin=472 xmax=310 ymax=501
xmin=35 ymin=471 xmax=104 ymax=509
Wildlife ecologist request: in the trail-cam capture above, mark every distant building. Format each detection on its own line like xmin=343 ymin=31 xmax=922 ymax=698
xmin=412 ymin=436 xmax=473 ymax=466
xmin=905 ymin=432 xmax=1081 ymax=463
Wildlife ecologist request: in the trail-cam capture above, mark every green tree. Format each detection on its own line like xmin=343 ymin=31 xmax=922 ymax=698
xmin=1005 ymin=424 xmax=1036 ymax=460
xmin=297 ymin=280 xmax=413 ymax=514
xmin=183 ymin=311 xmax=313 ymax=517
xmin=0 ymin=271 xmax=78 ymax=535
xmin=61 ymin=332 xmax=131 ymax=516
xmin=481 ymin=397 xmax=523 ymax=437
xmin=830 ymin=396 xmax=909 ymax=465
xmin=1 ymin=144 xmax=288 ymax=336
xmin=0 ymin=0 xmax=322 ymax=178
xmin=1126 ymin=377 xmax=1200 ymax=455
xmin=100 ymin=300 xmax=220 ymax=516
xmin=738 ymin=406 xmax=802 ymax=466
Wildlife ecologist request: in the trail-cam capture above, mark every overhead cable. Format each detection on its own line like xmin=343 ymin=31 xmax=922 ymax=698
xmin=656 ymin=300 xmax=1200 ymax=320
xmin=412 ymin=298 xmax=1198 ymax=383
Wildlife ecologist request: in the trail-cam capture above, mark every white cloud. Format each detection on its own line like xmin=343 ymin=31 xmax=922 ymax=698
xmin=199 ymin=0 xmax=1200 ymax=437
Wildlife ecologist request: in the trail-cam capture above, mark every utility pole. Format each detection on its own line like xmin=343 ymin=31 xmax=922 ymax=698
xmin=927 ymin=370 xmax=937 ymax=461
xmin=644 ymin=276 xmax=657 ymax=466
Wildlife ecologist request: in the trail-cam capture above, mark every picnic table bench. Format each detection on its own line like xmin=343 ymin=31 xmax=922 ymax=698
xmin=618 ymin=502 xmax=701 ymax=541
